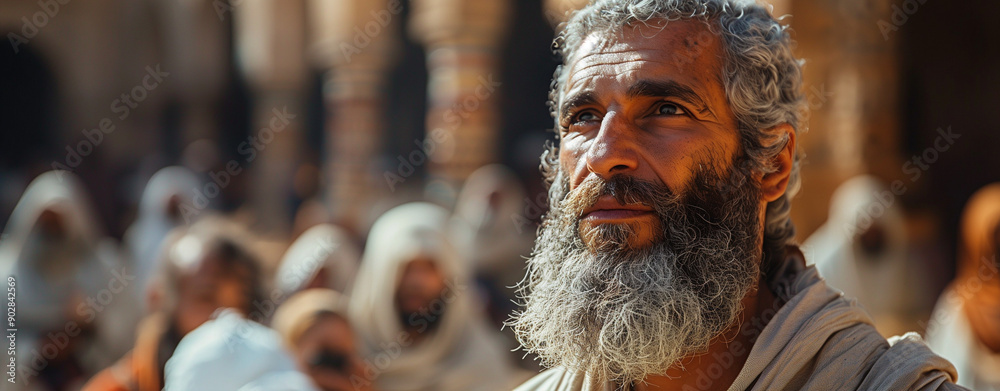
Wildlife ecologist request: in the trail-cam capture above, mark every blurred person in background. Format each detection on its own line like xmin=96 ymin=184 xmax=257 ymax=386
xmin=450 ymin=165 xmax=535 ymax=325
xmin=273 ymin=288 xmax=371 ymax=391
xmin=122 ymin=166 xmax=201 ymax=316
xmin=274 ymin=224 xmax=360 ymax=300
xmin=349 ymin=203 xmax=523 ymax=391
xmin=83 ymin=217 xmax=265 ymax=391
xmin=926 ymin=183 xmax=1000 ymax=390
xmin=0 ymin=171 xmax=127 ymax=390
xmin=163 ymin=309 xmax=318 ymax=391
xmin=803 ymin=175 xmax=932 ymax=336
xmin=291 ymin=199 xmax=334 ymax=240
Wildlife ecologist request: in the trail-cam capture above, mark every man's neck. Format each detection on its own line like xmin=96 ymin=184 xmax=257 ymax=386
xmin=632 ymin=278 xmax=778 ymax=391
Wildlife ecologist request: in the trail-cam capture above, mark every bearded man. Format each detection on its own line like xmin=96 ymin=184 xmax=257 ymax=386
xmin=509 ymin=1 xmax=964 ymax=390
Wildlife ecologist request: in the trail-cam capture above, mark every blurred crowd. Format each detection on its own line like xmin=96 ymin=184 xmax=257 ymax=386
xmin=2 ymin=164 xmax=1000 ymax=390
xmin=1 ymin=164 xmax=536 ymax=391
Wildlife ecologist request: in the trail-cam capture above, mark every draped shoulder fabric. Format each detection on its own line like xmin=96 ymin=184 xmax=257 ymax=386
xmin=515 ymin=254 xmax=964 ymax=391
xmin=802 ymin=175 xmax=929 ymax=336
xmin=348 ymin=202 xmax=518 ymax=391
xmin=163 ymin=310 xmax=318 ymax=391
xmin=275 ymin=224 xmax=360 ymax=297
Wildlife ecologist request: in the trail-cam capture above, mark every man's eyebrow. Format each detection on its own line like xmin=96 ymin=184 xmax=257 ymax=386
xmin=559 ymin=91 xmax=598 ymax=120
xmin=559 ymin=91 xmax=597 ymax=116
xmin=627 ymin=80 xmax=711 ymax=113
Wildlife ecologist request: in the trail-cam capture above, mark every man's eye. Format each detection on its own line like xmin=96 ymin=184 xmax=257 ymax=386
xmin=573 ymin=111 xmax=599 ymax=123
xmin=657 ymin=103 xmax=687 ymax=116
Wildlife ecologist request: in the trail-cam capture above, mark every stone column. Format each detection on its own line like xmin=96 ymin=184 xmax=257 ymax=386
xmin=409 ymin=0 xmax=510 ymax=193
xmin=156 ymin=0 xmax=229 ymax=146
xmin=788 ymin=0 xmax=902 ymax=239
xmin=234 ymin=0 xmax=308 ymax=235
xmin=308 ymin=0 xmax=401 ymax=232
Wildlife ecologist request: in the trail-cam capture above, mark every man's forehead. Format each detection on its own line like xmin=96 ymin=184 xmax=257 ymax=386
xmin=563 ymin=19 xmax=724 ymax=95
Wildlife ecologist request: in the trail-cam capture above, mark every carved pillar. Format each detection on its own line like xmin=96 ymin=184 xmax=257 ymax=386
xmin=234 ymin=0 xmax=308 ymax=234
xmin=409 ymin=0 xmax=510 ymax=191
xmin=308 ymin=0 xmax=400 ymax=232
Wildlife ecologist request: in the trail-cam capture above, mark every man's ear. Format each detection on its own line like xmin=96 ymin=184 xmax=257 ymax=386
xmin=761 ymin=124 xmax=796 ymax=203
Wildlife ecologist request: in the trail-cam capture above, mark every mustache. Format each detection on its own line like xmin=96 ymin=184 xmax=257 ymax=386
xmin=563 ymin=174 xmax=681 ymax=218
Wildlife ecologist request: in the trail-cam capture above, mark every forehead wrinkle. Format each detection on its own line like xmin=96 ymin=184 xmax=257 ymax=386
xmin=566 ymin=44 xmax=679 ymax=79
xmin=561 ymin=34 xmax=649 ymax=90
xmin=559 ymin=21 xmax=732 ymax=126
xmin=564 ymin=37 xmax=723 ymax=93
xmin=563 ymin=51 xmax=677 ymax=98
xmin=564 ymin=61 xmax=650 ymax=97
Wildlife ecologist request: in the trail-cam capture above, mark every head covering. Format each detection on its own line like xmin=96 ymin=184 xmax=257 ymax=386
xmin=164 ymin=309 xmax=318 ymax=391
xmin=0 ymin=171 xmax=123 ymax=367
xmin=349 ymin=202 xmax=516 ymax=391
xmin=450 ymin=164 xmax=533 ymax=277
xmin=925 ymin=183 xmax=1000 ymax=390
xmin=273 ymin=288 xmax=350 ymax=349
xmin=955 ymin=183 xmax=1000 ymax=280
xmin=275 ymin=224 xmax=359 ymax=298
xmin=802 ymin=175 xmax=927 ymax=336
xmin=123 ymin=166 xmax=201 ymax=306
xmin=0 ymin=171 xmax=105 ymax=253
xmin=153 ymin=215 xmax=266 ymax=319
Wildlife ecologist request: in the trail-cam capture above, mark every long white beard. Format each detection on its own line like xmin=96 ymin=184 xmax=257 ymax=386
xmin=510 ymin=163 xmax=762 ymax=384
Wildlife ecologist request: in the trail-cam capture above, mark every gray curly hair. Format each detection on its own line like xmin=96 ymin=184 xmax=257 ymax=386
xmin=549 ymin=0 xmax=806 ymax=275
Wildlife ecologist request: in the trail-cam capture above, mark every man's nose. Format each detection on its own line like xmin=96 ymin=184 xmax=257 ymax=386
xmin=586 ymin=113 xmax=639 ymax=179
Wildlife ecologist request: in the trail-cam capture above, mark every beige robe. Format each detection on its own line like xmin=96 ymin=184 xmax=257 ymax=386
xmin=515 ymin=253 xmax=963 ymax=391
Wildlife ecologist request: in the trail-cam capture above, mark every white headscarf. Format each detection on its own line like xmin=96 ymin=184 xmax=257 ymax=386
xmin=349 ymin=202 xmax=517 ymax=391
xmin=123 ymin=165 xmax=201 ymax=306
xmin=164 ymin=309 xmax=318 ymax=391
xmin=0 ymin=170 xmax=123 ymax=372
xmin=802 ymin=175 xmax=928 ymax=336
xmin=275 ymin=224 xmax=359 ymax=298
xmin=450 ymin=164 xmax=534 ymax=278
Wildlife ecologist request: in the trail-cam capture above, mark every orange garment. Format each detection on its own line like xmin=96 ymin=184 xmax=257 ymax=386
xmin=82 ymin=314 xmax=171 ymax=391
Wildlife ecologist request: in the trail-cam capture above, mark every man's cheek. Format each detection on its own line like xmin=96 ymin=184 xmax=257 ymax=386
xmin=559 ymin=138 xmax=589 ymax=184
